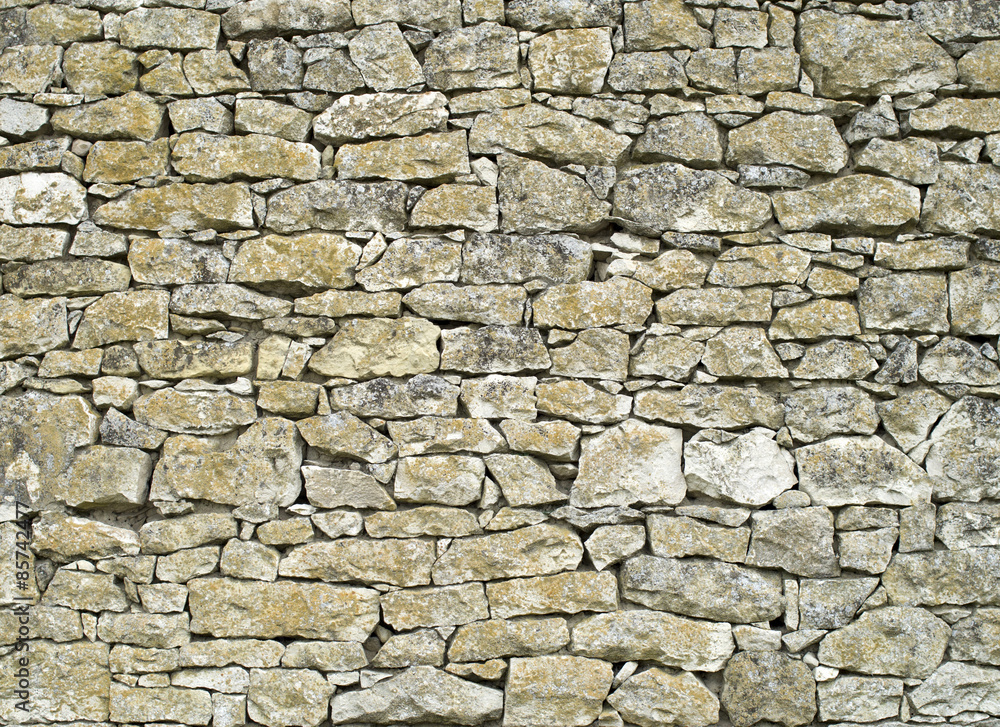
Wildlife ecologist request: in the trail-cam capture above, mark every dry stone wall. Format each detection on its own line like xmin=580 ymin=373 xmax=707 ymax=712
xmin=2 ymin=0 xmax=1000 ymax=725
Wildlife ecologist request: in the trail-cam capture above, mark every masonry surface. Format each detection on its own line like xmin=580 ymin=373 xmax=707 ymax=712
xmin=1 ymin=0 xmax=1000 ymax=725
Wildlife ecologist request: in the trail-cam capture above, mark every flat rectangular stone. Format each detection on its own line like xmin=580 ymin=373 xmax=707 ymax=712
xmin=188 ymin=578 xmax=380 ymax=641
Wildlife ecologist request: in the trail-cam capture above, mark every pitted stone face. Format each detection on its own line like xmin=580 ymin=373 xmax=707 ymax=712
xmin=5 ymin=0 xmax=1000 ymax=724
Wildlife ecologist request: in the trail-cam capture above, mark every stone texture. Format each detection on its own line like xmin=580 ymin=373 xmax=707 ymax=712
xmin=722 ymin=652 xmax=817 ymax=727
xmin=188 ymin=578 xmax=379 ymax=640
xmin=728 ymin=112 xmax=848 ymax=173
xmin=330 ymin=666 xmax=503 ymax=725
xmin=818 ymin=606 xmax=950 ymax=678
xmin=621 ymin=555 xmax=783 ymax=623
xmin=799 ymin=11 xmax=957 ymax=98
xmin=309 ymin=318 xmax=440 ymax=379
xmin=570 ymin=610 xmax=734 ymax=671
xmin=747 ymin=507 xmax=839 ymax=578
xmin=504 ymin=656 xmax=612 ymax=727
xmin=609 ymin=668 xmax=719 ymax=727
xmin=432 ymin=524 xmax=583 ymax=585
xmin=684 ymin=428 xmax=796 ymax=506
xmin=614 ymin=163 xmax=772 ymax=233
xmin=773 ymin=175 xmax=921 ymax=234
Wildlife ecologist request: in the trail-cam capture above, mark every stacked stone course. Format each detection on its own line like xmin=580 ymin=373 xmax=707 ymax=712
xmin=2 ymin=0 xmax=1000 ymax=725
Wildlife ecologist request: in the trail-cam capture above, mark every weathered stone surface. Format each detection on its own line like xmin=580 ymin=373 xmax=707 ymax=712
xmin=298 ymin=411 xmax=396 ymax=463
xmin=303 ymin=466 xmax=393 ymax=510
xmin=799 ymin=577 xmax=880 ymax=630
xmin=133 ymin=389 xmax=256 ymax=435
xmin=614 ymin=163 xmax=772 ymax=233
xmin=570 ymin=610 xmax=734 ymax=671
xmin=498 ymin=154 xmax=610 ymax=234
xmin=529 ymin=28 xmax=612 ymax=95
xmin=461 ymin=376 xmax=537 ymax=421
xmin=74 ymin=290 xmax=170 ymax=349
xmin=487 ymin=571 xmax=618 ymax=618
xmin=535 ymin=278 xmax=651 ymax=329
xmin=818 ymin=606 xmax=950 ymax=677
xmin=908 ymin=661 xmax=1000 ymax=717
xmin=773 ymin=175 xmax=921 ymax=234
xmin=572 ymin=420 xmax=684 ymax=508
xmin=925 ymin=396 xmax=1000 ymax=502
xmin=858 ymin=273 xmax=949 ymax=334
xmin=770 ymin=299 xmax=861 ymax=341
xmin=134 ymin=340 xmax=253 ymax=379
xmin=702 ymin=326 xmax=787 ymax=378
xmin=647 ymin=515 xmax=748 ymax=563
xmin=441 ymin=326 xmax=551 ymax=374
xmin=951 ymin=263 xmax=1000 ymax=335
xmin=0 ymin=172 xmax=87 ymax=226
xmin=923 ymin=163 xmax=1000 ymax=235
xmin=799 ymin=11 xmax=957 ymax=98
xmin=172 ymin=133 xmax=320 ymax=183
xmin=722 ymin=652 xmax=817 ymax=727
xmin=0 ymin=295 xmax=68 ymax=359
xmin=328 ymin=375 xmax=459 ymax=418
xmin=785 ymin=387 xmax=879 ymax=444
xmin=622 ymin=554 xmax=783 ymax=623
xmin=624 ymin=0 xmax=712 ymax=50
xmin=432 ymin=524 xmax=583 ymax=585
xmin=394 ymin=455 xmax=485 ymax=505
xmin=449 ymin=617 xmax=569 ymax=662
xmin=486 ymin=453 xmax=565 ymax=506
xmin=634 ymin=113 xmax=723 ymax=168
xmin=608 ymin=51 xmax=688 ymax=92
xmin=504 ymin=656 xmax=611 ymax=727
xmin=119 ymin=8 xmax=218 ymax=50
xmin=351 ymin=0 xmax=461 ymax=31
xmin=423 ymin=22 xmax=520 ymax=91
xmin=314 ymin=92 xmax=447 ymax=145
xmin=278 ymin=538 xmax=435 ymax=587
xmin=609 ymin=668 xmax=719 ymax=727
xmin=747 ymin=507 xmax=839 ymax=577
xmin=222 ymin=0 xmax=352 ymax=38
xmin=469 ymin=104 xmax=631 ymax=167
xmin=920 ymin=336 xmax=1000 ymax=385
xmin=330 ymin=666 xmax=503 ymax=725
xmin=461 ymin=233 xmax=591 ymax=285
xmin=95 ymin=183 xmax=253 ymax=232
xmin=51 ymin=92 xmax=165 ymax=142
xmin=656 ymin=287 xmax=772 ymax=326
xmin=32 ymin=511 xmax=140 ymax=562
xmin=883 ymin=548 xmax=1000 ymax=606
xmin=728 ymin=112 xmax=848 ymax=173
xmin=708 ymin=244 xmax=810 ymax=288
xmin=684 ymin=428 xmax=796 ymax=506
xmin=0 ymin=641 xmax=110 ymax=723
xmin=335 ymin=131 xmax=470 ymax=184
xmin=381 ymin=583 xmax=487 ymax=631
xmin=410 ymin=184 xmax=499 ymax=232
xmin=856 ymin=137 xmax=941 ymax=186
xmin=266 ymin=180 xmax=408 ymax=234
xmin=309 ymin=317 xmax=440 ymax=379
xmin=188 ymin=578 xmax=379 ymax=640
xmin=635 ymin=385 xmax=784 ymax=430
xmin=796 ymin=436 xmax=932 ymax=507
xmin=951 ymin=608 xmax=1000 ymax=665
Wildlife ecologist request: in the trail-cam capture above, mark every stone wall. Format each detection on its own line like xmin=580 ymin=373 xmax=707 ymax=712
xmin=2 ymin=0 xmax=1000 ymax=725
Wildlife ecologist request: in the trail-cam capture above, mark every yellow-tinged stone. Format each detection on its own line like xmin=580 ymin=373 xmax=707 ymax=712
xmin=309 ymin=317 xmax=440 ymax=379
xmin=188 ymin=578 xmax=380 ymax=640
xmin=94 ymin=183 xmax=254 ymax=232
xmin=0 ymin=172 xmax=87 ymax=225
xmin=151 ymin=418 xmax=302 ymax=506
xmin=0 ymin=641 xmax=110 ymax=723
xmin=73 ymin=290 xmax=170 ymax=349
xmin=409 ymin=184 xmax=499 ymax=232
xmin=229 ymin=232 xmax=360 ymax=290
xmin=63 ymin=41 xmax=137 ymax=96
xmin=83 ymin=138 xmax=169 ymax=184
xmin=534 ymin=277 xmax=652 ymax=329
xmin=432 ymin=523 xmax=584 ymax=585
xmin=51 ymin=92 xmax=165 ymax=142
xmin=134 ymin=339 xmax=255 ymax=379
xmin=769 ymin=299 xmax=861 ymax=340
xmin=0 ymin=294 xmax=68 ymax=359
xmin=172 ymin=132 xmax=321 ymax=182
xmin=504 ymin=656 xmax=612 ymax=727
xmin=119 ymin=7 xmax=220 ymax=50
xmin=335 ymin=131 xmax=471 ymax=184
xmin=278 ymin=538 xmax=436 ymax=587
xmin=134 ymin=389 xmax=257 ymax=435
